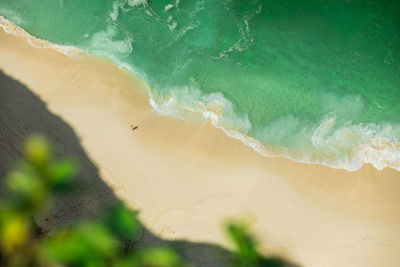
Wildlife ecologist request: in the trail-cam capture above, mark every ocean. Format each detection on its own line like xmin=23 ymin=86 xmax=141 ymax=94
xmin=1 ymin=0 xmax=399 ymax=171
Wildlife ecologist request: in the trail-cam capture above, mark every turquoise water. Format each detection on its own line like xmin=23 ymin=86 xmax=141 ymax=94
xmin=1 ymin=0 xmax=399 ymax=170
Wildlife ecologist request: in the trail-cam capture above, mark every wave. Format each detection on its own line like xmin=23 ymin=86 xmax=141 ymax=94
xmin=89 ymin=25 xmax=133 ymax=55
xmin=0 ymin=16 xmax=80 ymax=57
xmin=110 ymin=0 xmax=148 ymax=21
xmin=148 ymin=85 xmax=400 ymax=171
xmin=0 ymin=8 xmax=25 ymax=26
xmin=1 ymin=17 xmax=399 ymax=172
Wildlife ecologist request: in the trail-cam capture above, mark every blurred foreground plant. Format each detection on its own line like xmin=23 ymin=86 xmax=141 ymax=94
xmin=0 ymin=136 xmax=186 ymax=267
xmin=226 ymin=222 xmax=283 ymax=267
xmin=0 ymin=135 xmax=284 ymax=267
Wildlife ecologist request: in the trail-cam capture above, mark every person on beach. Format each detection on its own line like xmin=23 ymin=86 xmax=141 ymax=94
xmin=131 ymin=124 xmax=138 ymax=131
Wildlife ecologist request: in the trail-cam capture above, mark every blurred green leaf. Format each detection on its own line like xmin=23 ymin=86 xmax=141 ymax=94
xmin=0 ymin=213 xmax=29 ymax=254
xmin=135 ymin=247 xmax=186 ymax=267
xmin=7 ymin=170 xmax=41 ymax=196
xmin=7 ymin=169 xmax=47 ymax=210
xmin=42 ymin=223 xmax=116 ymax=267
xmin=47 ymin=159 xmax=77 ymax=191
xmin=24 ymin=135 xmax=51 ymax=168
xmin=226 ymin=221 xmax=284 ymax=267
xmin=259 ymin=257 xmax=284 ymax=267
xmin=226 ymin=221 xmax=259 ymax=267
xmin=106 ymin=204 xmax=141 ymax=241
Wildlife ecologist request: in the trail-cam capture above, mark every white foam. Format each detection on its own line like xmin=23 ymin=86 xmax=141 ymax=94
xmin=218 ymin=3 xmax=260 ymax=58
xmin=0 ymin=8 xmax=25 ymax=26
xmin=167 ymin=16 xmax=178 ymax=30
xmin=311 ymin=117 xmax=400 ymax=170
xmin=0 ymin=16 xmax=80 ymax=57
xmin=148 ymin=85 xmax=251 ymax=131
xmin=110 ymin=1 xmax=122 ymax=21
xmin=2 ymin=16 xmax=398 ymax=172
xmin=128 ymin=0 xmax=147 ymax=6
xmin=165 ymin=4 xmax=174 ymax=11
xmin=149 ymin=86 xmax=400 ymax=172
xmin=90 ymin=25 xmax=133 ymax=55
xmin=109 ymin=0 xmax=147 ymax=21
xmin=148 ymin=87 xmax=280 ymax=161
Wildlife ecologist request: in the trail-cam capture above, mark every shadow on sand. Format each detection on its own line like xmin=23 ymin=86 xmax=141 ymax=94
xmin=0 ymin=71 xmax=299 ymax=267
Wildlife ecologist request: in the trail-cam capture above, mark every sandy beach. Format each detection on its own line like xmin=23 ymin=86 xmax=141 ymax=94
xmin=1 ymin=23 xmax=400 ymax=267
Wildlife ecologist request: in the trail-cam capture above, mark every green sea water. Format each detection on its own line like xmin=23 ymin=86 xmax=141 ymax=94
xmin=1 ymin=0 xmax=399 ymax=170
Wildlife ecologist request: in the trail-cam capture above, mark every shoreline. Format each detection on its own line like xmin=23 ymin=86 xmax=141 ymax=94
xmin=1 ymin=21 xmax=400 ymax=267
xmin=1 ymin=16 xmax=398 ymax=173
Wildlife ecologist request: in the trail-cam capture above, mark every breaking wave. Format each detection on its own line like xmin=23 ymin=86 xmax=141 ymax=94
xmin=0 ymin=16 xmax=80 ymax=57
xmin=148 ymin=85 xmax=400 ymax=171
xmin=1 ymin=16 xmax=399 ymax=172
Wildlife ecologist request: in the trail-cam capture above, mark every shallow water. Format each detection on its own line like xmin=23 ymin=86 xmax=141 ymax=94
xmin=1 ymin=0 xmax=399 ymax=170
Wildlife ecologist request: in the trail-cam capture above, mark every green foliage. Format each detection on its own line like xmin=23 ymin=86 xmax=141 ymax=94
xmin=132 ymin=247 xmax=187 ymax=267
xmin=105 ymin=205 xmax=141 ymax=241
xmin=226 ymin=222 xmax=283 ymax=267
xmin=226 ymin=222 xmax=258 ymax=266
xmin=0 ymin=135 xmax=185 ymax=267
xmin=0 ymin=135 xmax=284 ymax=267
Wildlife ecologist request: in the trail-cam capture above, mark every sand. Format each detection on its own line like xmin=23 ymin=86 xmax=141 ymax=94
xmin=1 ymin=23 xmax=400 ymax=267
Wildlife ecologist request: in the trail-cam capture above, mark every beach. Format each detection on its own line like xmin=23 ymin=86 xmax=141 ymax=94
xmin=1 ymin=23 xmax=400 ymax=267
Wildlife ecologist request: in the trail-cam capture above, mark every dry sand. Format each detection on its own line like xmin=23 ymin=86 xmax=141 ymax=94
xmin=1 ymin=24 xmax=400 ymax=267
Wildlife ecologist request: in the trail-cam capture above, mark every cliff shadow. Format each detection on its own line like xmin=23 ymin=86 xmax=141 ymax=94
xmin=0 ymin=71 xmax=298 ymax=267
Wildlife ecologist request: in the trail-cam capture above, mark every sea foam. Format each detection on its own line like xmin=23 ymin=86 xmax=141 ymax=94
xmin=149 ymin=85 xmax=400 ymax=171
xmin=1 ymin=16 xmax=399 ymax=172
xmin=0 ymin=16 xmax=80 ymax=57
xmin=110 ymin=0 xmax=147 ymax=21
xmin=90 ymin=26 xmax=133 ymax=55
